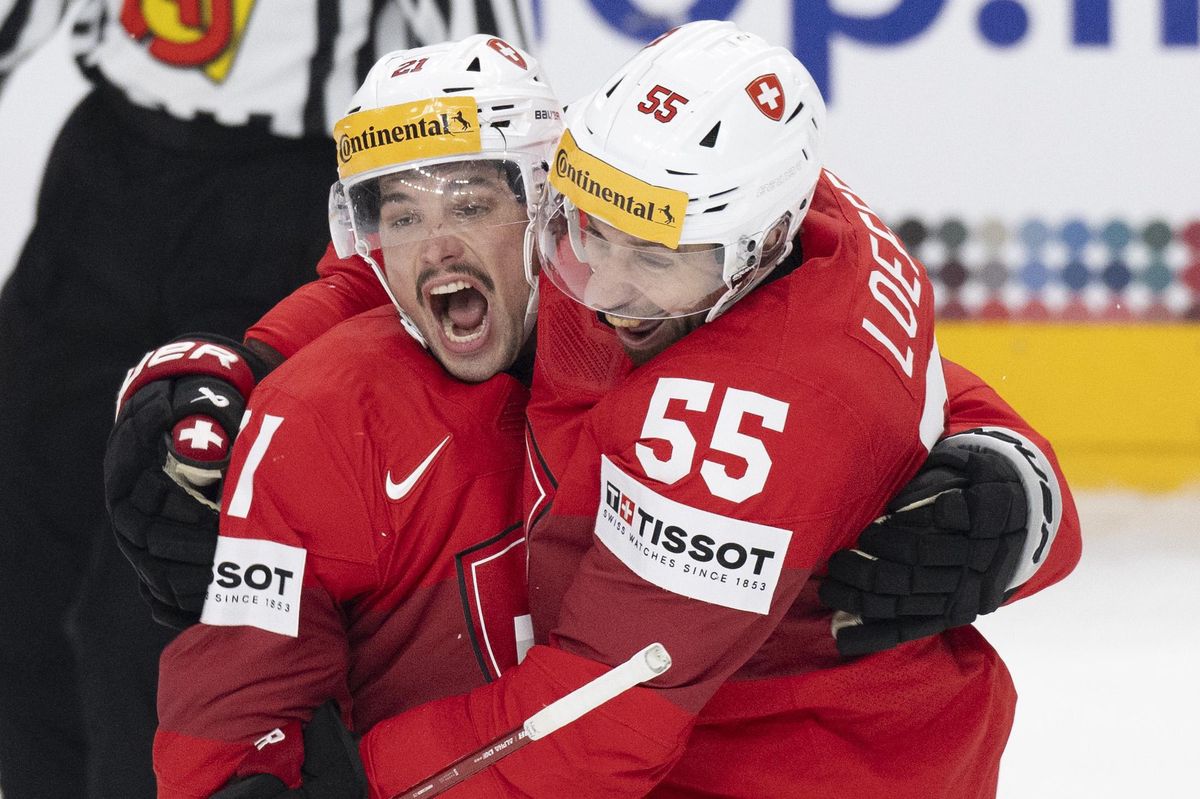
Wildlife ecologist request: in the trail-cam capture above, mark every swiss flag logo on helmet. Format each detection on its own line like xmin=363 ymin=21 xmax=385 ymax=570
xmin=487 ymin=38 xmax=527 ymax=69
xmin=746 ymin=74 xmax=785 ymax=121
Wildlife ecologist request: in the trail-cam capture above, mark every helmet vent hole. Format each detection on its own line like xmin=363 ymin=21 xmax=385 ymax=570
xmin=801 ymin=148 xmax=809 ymax=161
xmin=699 ymin=122 xmax=721 ymax=148
xmin=703 ymin=204 xmax=727 ymax=214
xmin=491 ymin=104 xmax=515 ymax=111
xmin=665 ymin=168 xmax=698 ymax=176
xmin=442 ymin=86 xmax=472 ymax=93
xmin=466 ymin=57 xmax=481 ymax=72
xmin=785 ymin=102 xmax=805 ymax=124
xmin=491 ymin=120 xmax=511 ymax=128
xmin=604 ymin=77 xmax=624 ymax=98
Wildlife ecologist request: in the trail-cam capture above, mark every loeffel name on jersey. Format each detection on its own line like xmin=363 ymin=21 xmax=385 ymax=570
xmin=596 ymin=457 xmax=791 ymax=615
xmin=826 ymin=170 xmax=927 ymax=382
xmin=200 ymin=536 xmax=307 ymax=637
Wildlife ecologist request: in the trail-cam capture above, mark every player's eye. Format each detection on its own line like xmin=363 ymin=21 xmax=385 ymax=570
xmin=635 ymin=251 xmax=672 ymax=270
xmin=453 ymin=201 xmax=491 ymax=220
xmin=383 ymin=208 xmax=420 ymax=229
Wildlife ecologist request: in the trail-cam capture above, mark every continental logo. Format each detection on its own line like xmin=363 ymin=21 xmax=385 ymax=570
xmin=549 ymin=129 xmax=687 ymax=249
xmin=120 ymin=0 xmax=257 ymax=82
xmin=333 ymin=97 xmax=482 ymax=180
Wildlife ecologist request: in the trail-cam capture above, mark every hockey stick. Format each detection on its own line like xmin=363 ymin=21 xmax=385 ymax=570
xmin=392 ymin=642 xmax=672 ymax=799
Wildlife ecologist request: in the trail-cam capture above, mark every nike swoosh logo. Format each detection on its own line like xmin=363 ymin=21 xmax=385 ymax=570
xmin=385 ymin=435 xmax=451 ymax=501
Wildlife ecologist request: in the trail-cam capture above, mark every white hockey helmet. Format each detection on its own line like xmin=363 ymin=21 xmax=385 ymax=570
xmin=537 ymin=20 xmax=826 ymax=322
xmin=329 ymin=35 xmax=563 ymax=347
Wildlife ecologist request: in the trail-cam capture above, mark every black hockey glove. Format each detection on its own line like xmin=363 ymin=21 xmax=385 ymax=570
xmin=209 ymin=701 xmax=367 ymax=799
xmin=819 ymin=432 xmax=1034 ymax=658
xmin=104 ymin=334 xmax=271 ymax=629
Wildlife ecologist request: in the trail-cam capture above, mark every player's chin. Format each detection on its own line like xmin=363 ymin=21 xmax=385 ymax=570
xmin=608 ymin=315 xmax=697 ymax=365
xmin=431 ymin=329 xmax=518 ymax=383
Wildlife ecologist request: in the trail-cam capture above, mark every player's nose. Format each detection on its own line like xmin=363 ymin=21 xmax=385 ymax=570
xmin=418 ymin=231 xmax=466 ymax=267
xmin=583 ymin=256 xmax=639 ymax=311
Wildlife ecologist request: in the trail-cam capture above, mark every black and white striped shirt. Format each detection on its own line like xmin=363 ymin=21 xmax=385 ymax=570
xmin=1 ymin=0 xmax=530 ymax=138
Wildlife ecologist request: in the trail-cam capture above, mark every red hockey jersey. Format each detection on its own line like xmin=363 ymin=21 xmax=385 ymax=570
xmin=153 ymin=308 xmax=531 ymax=797
xmin=244 ymin=246 xmax=389 ymax=359
xmin=356 ymin=172 xmax=1073 ymax=797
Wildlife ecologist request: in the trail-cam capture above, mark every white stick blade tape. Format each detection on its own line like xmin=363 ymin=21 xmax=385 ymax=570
xmin=524 ymin=643 xmax=671 ymax=740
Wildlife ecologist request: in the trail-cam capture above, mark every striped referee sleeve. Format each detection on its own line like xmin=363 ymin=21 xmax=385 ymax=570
xmin=0 ymin=0 xmax=69 ymax=76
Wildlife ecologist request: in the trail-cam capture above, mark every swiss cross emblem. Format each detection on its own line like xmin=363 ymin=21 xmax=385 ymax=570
xmin=487 ymin=38 xmax=526 ymax=69
xmin=456 ymin=525 xmax=530 ymax=680
xmin=178 ymin=419 xmax=223 ymax=451
xmin=173 ymin=415 xmax=228 ymax=463
xmin=746 ymin=73 xmax=785 ymax=121
xmin=619 ymin=496 xmax=637 ymax=525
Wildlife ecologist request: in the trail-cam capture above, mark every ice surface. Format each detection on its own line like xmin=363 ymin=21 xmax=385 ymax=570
xmin=977 ymin=489 xmax=1200 ymax=798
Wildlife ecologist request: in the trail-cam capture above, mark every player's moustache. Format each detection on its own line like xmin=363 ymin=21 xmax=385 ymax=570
xmin=416 ymin=262 xmax=497 ymax=303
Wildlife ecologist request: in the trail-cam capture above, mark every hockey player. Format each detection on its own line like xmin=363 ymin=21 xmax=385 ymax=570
xmin=106 ymin=26 xmax=1079 ymax=798
xmin=0 ymin=3 xmax=526 ymax=796
xmin=149 ymin=36 xmax=560 ymax=798
xmin=353 ymin=21 xmax=1079 ymax=797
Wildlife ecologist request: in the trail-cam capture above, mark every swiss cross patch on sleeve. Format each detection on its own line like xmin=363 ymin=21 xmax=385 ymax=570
xmin=201 ymin=536 xmax=307 ymax=637
xmin=595 ymin=457 xmax=791 ymax=614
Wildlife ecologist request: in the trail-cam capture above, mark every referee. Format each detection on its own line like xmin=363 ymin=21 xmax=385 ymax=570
xmin=0 ymin=1 xmax=529 ymax=796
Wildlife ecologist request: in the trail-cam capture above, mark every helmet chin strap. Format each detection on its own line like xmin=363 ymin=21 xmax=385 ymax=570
xmin=354 ymin=240 xmax=429 ymax=349
xmin=521 ymin=220 xmax=540 ymax=342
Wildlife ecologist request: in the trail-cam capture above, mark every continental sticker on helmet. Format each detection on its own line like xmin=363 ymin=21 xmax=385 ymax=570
xmin=334 ymin=97 xmax=482 ymax=180
xmin=550 ymin=130 xmax=687 ymax=249
xmin=595 ymin=457 xmax=791 ymax=614
xmin=201 ymin=536 xmax=307 ymax=637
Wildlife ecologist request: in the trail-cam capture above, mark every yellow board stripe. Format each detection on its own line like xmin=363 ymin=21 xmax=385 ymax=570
xmin=938 ymin=322 xmax=1200 ymax=491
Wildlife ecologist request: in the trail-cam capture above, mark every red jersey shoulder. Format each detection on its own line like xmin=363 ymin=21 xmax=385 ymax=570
xmin=799 ymin=170 xmax=938 ymax=397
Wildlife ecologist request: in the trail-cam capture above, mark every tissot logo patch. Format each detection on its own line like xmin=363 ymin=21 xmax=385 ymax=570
xmin=596 ymin=457 xmax=791 ymax=614
xmin=201 ymin=536 xmax=306 ymax=637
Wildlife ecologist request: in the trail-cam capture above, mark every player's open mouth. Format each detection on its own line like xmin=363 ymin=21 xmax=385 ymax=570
xmin=604 ymin=313 xmax=664 ymax=347
xmin=428 ymin=278 xmax=491 ymax=354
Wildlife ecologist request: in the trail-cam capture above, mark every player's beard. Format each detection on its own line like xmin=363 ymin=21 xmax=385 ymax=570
xmin=615 ymin=312 xmax=707 ymax=366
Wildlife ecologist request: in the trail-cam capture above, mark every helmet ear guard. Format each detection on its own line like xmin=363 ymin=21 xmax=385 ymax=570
xmin=328 ymin=182 xmax=356 ymax=259
xmin=329 ymin=179 xmax=423 ymax=347
xmin=705 ymin=205 xmax=802 ymax=322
